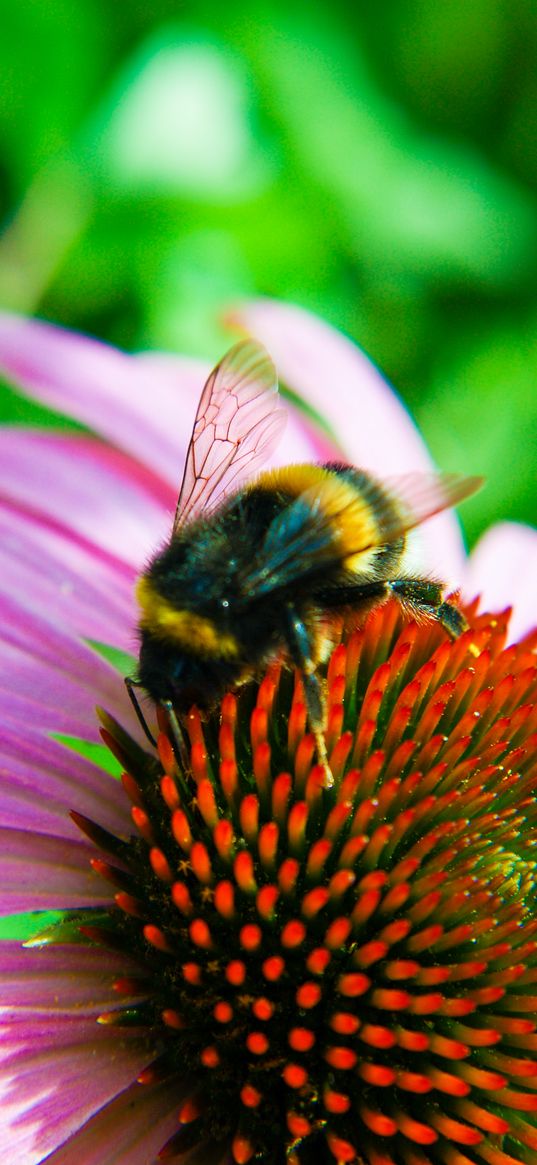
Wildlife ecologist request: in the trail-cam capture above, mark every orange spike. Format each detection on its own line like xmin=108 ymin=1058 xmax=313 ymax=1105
xmin=232 ymin=1135 xmax=255 ymax=1164
xmin=326 ymin=1132 xmax=360 ymax=1161
xmin=325 ymin=1046 xmax=357 ymax=1070
xmin=131 ymin=805 xmax=154 ymax=844
xmin=149 ymin=847 xmax=173 ymax=882
xmin=287 ymin=1112 xmax=311 ymax=1138
xmin=178 ymin=1095 xmax=203 ymax=1123
xmin=240 ymin=1084 xmax=262 ymax=1108
xmin=200 ymin=1045 xmax=220 ymax=1068
xmin=302 ymin=887 xmax=329 ymax=919
xmin=306 ymin=947 xmax=331 ymax=975
xmin=239 ymin=794 xmax=259 ymax=843
xmin=288 ymin=1027 xmax=315 ymax=1052
xmin=294 ymin=734 xmax=316 ymax=791
xmin=189 ymin=919 xmax=213 ymax=949
xmin=171 ymin=809 xmax=192 ymax=852
xmin=281 ymin=920 xmax=306 ymax=949
xmin=262 ymin=956 xmax=285 ymax=982
xmin=337 ymin=972 xmax=370 ymax=998
xmin=252 ymin=997 xmax=275 ymax=1021
xmin=296 ymin=982 xmax=322 ymax=1010
xmin=190 ymin=740 xmax=208 ymax=782
xmin=115 ymin=892 xmax=143 ymax=918
xmin=305 ymin=839 xmax=332 ymax=880
xmin=143 ymin=925 xmax=172 ymax=953
xmin=213 ymin=819 xmax=235 ymax=862
xmin=283 ymin=1064 xmax=308 ymax=1089
xmin=329 ymin=1011 xmax=360 ymax=1035
xmin=214 ymin=879 xmax=235 ymax=919
xmin=393 ymin=1111 xmax=437 ymax=1145
xmin=246 ymin=1031 xmax=269 ymax=1055
xmin=323 ymin=1088 xmax=350 ymax=1114
xmin=160 ymin=773 xmax=180 ymax=810
xmin=251 ymin=706 xmax=268 ymax=750
xmin=157 ymin=733 xmax=178 ymax=777
xmin=214 ymin=1001 xmax=233 ymax=1024
xmin=258 ymin=822 xmax=279 ymax=870
xmin=190 ymin=841 xmax=212 ymax=884
xmin=197 ymin=778 xmax=218 ymax=827
xmin=240 ymin=924 xmax=262 ymax=952
xmin=234 ymin=851 xmax=257 ymax=894
xmin=219 ymin=757 xmax=238 ymax=801
xmin=182 ymin=962 xmax=202 ymax=985
xmin=278 ymin=858 xmax=300 ymax=895
xmin=359 ymin=1108 xmax=397 ymax=1137
xmin=225 ymin=960 xmax=246 ymax=986
xmin=359 ymin=1023 xmax=396 ymax=1048
xmin=121 ymin=771 xmax=144 ymax=806
xmin=256 ymin=885 xmax=279 ymax=920
xmin=272 ymin=771 xmax=292 ymax=824
xmin=162 ymin=1008 xmax=185 ymax=1029
xmin=288 ymin=802 xmax=308 ymax=853
xmin=171 ymin=881 xmax=193 ymax=915
xmin=325 ymin=917 xmax=352 ymax=950
xmin=358 ymin=1062 xmax=396 ymax=1086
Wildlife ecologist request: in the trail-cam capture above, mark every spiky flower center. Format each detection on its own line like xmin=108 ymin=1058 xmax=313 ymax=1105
xmin=71 ymin=601 xmax=537 ymax=1165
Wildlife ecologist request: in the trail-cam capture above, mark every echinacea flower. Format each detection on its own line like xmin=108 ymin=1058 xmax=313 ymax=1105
xmin=1 ymin=301 xmax=537 ymax=1165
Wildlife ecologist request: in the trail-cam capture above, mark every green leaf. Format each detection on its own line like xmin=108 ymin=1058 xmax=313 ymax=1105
xmin=86 ymin=639 xmax=137 ymax=678
xmin=0 ymin=911 xmax=63 ymax=942
xmin=52 ymin=734 xmax=123 ymax=778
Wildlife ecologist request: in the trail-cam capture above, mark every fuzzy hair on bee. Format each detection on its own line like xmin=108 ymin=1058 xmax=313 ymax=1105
xmin=129 ymin=340 xmax=481 ymax=786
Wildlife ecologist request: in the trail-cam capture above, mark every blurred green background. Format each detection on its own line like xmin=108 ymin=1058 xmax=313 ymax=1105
xmin=1 ymin=0 xmax=536 ymax=547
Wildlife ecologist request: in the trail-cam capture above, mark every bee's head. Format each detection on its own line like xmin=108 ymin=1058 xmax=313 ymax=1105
xmin=135 ymin=520 xmax=244 ymax=673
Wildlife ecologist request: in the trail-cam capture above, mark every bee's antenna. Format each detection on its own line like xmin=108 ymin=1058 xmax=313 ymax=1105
xmin=125 ymin=676 xmax=157 ymax=747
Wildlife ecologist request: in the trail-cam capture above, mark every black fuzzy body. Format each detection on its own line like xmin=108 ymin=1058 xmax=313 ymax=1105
xmin=137 ymin=462 xmax=458 ymax=717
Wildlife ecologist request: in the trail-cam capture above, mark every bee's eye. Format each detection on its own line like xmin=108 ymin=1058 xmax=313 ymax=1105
xmin=221 ymin=599 xmax=230 ymax=609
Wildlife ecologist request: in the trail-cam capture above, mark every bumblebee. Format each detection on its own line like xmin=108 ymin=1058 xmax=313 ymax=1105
xmin=131 ymin=340 xmax=480 ymax=785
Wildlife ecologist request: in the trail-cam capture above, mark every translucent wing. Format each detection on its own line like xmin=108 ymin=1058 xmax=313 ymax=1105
xmin=247 ymin=469 xmax=482 ymax=595
xmin=376 ymin=471 xmax=483 ymax=543
xmin=173 ymin=340 xmax=286 ymax=532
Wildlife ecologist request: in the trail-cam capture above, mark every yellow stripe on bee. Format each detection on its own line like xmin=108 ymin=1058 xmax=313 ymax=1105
xmin=251 ymin=463 xmax=335 ymax=500
xmin=135 ymin=577 xmax=239 ymax=659
xmin=252 ymin=463 xmax=381 ymax=570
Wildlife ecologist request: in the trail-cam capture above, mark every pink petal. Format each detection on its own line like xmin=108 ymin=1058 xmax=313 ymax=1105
xmin=0 ymin=828 xmax=113 ymax=913
xmin=0 ymin=726 xmax=129 ymax=838
xmin=0 ymin=689 xmax=106 ymax=743
xmin=0 ymin=429 xmax=172 ymax=570
xmin=0 ymin=592 xmax=140 ymax=743
xmin=34 ymin=1080 xmax=181 ymax=1165
xmin=231 ymin=298 xmax=468 ymax=582
xmin=0 ymin=503 xmax=135 ymax=651
xmin=0 ymin=310 xmax=205 ymax=489
xmin=0 ymin=1013 xmax=159 ymax=1165
xmin=0 ymin=942 xmax=144 ymax=1010
xmin=465 ymin=521 xmax=537 ymax=642
xmin=0 ymin=311 xmax=324 ymax=491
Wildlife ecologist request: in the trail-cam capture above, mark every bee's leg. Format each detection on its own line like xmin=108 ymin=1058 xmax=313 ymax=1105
xmin=388 ymin=579 xmax=467 ymax=639
xmin=161 ymin=700 xmax=191 ymax=775
xmin=125 ymin=676 xmax=157 ymax=747
xmin=284 ymin=604 xmax=334 ymax=789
